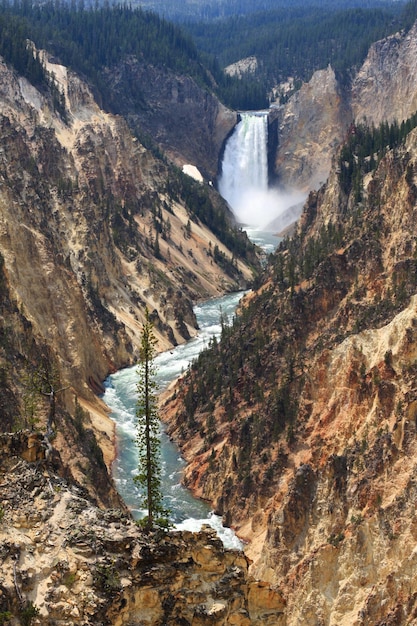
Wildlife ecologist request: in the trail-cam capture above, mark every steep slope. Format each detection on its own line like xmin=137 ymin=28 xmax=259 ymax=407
xmin=0 ymin=50 xmax=258 ymax=503
xmin=352 ymin=21 xmax=417 ymax=125
xmin=270 ymin=65 xmax=348 ymax=191
xmin=161 ymin=121 xmax=417 ymax=623
xmin=0 ymin=431 xmax=285 ymax=625
xmin=271 ymin=21 xmax=417 ymax=193
xmin=102 ymin=57 xmax=237 ymax=180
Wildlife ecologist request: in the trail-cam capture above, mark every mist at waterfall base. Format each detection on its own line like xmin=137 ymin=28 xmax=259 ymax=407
xmin=103 ymin=292 xmax=246 ymax=550
xmin=218 ymin=112 xmax=305 ymax=231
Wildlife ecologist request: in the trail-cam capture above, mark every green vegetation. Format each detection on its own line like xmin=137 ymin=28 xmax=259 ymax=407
xmin=339 ymin=114 xmax=417 ymax=200
xmin=0 ymin=612 xmax=12 ymax=625
xmin=4 ymin=1 xmax=204 ymax=84
xmin=19 ymin=602 xmax=40 ymax=626
xmin=20 ymin=355 xmax=67 ymax=433
xmin=62 ymin=571 xmax=77 ymax=589
xmin=173 ymin=108 xmax=417 ymax=503
xmin=164 ymin=169 xmax=257 ymax=264
xmin=3 ymin=0 xmax=411 ymax=112
xmin=328 ymin=532 xmax=345 ymax=546
xmin=0 ymin=1 xmax=266 ymax=110
xmin=1 ymin=0 xmax=416 ymax=110
xmin=0 ymin=11 xmax=66 ymax=117
xmin=93 ymin=563 xmax=121 ymax=595
xmin=135 ymin=310 xmax=170 ymax=531
xmin=266 ymin=112 xmax=417 ymax=297
xmin=179 ymin=293 xmax=302 ymax=472
xmin=130 ymin=0 xmax=406 ymax=22
xmin=268 ymin=221 xmax=344 ymax=295
xmin=188 ymin=5 xmax=402 ymax=93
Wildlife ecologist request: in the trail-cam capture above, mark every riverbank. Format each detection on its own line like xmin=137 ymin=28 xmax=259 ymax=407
xmin=103 ymin=291 xmax=246 ymax=540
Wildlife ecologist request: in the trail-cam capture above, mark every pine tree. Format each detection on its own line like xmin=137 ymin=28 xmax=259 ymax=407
xmin=134 ymin=309 xmax=170 ymax=531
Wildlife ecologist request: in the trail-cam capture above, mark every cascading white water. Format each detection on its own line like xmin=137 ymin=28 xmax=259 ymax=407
xmin=104 ymin=291 xmax=247 ymax=549
xmin=219 ymin=112 xmax=269 ymax=209
xmin=218 ymin=111 xmax=306 ymax=230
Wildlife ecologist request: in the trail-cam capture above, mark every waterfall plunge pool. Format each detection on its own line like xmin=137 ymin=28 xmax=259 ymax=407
xmin=219 ymin=110 xmax=306 ymax=232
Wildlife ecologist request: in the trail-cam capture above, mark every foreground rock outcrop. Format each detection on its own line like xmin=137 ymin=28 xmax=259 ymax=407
xmin=0 ymin=431 xmax=284 ymax=625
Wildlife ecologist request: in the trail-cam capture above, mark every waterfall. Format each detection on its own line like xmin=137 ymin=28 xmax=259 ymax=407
xmin=218 ymin=111 xmax=306 ymax=231
xmin=219 ymin=112 xmax=269 ymax=215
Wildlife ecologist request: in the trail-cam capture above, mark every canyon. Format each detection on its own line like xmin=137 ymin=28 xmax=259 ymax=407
xmin=0 ymin=47 xmax=258 ymax=502
xmin=160 ymin=20 xmax=417 ymax=626
xmin=2 ymin=11 xmax=417 ymax=626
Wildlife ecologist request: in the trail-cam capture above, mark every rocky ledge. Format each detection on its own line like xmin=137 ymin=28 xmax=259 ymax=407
xmin=0 ymin=432 xmax=284 ymax=625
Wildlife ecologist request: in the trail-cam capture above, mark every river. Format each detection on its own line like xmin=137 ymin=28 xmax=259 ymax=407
xmin=103 ymin=228 xmax=281 ymax=548
xmin=103 ymin=291 xmax=246 ymax=549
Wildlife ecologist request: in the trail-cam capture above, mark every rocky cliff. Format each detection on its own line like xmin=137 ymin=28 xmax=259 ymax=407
xmin=161 ymin=116 xmax=417 ymax=623
xmin=102 ymin=57 xmax=237 ymax=180
xmin=0 ymin=431 xmax=285 ymax=625
xmin=271 ymin=21 xmax=417 ymax=194
xmin=270 ymin=66 xmax=348 ymax=191
xmin=351 ymin=22 xmax=417 ymax=126
xmin=0 ymin=49 xmax=258 ymax=506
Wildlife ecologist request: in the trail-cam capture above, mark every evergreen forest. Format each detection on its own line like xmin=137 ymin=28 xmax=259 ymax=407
xmin=0 ymin=0 xmax=269 ymax=109
xmin=1 ymin=0 xmax=417 ymax=111
xmin=129 ymin=0 xmax=406 ymax=22
xmin=186 ymin=4 xmax=408 ymax=94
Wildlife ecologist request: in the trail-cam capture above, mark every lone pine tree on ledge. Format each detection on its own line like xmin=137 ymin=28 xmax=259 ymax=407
xmin=135 ymin=308 xmax=170 ymax=531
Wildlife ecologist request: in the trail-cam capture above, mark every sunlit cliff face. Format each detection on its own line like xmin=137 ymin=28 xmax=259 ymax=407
xmin=162 ymin=120 xmax=417 ymax=625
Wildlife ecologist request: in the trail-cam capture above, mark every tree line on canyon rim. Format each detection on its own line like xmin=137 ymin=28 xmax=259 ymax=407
xmin=2 ymin=0 xmax=417 ymax=112
xmin=187 ymin=2 xmax=411 ymax=94
xmin=0 ymin=0 xmax=266 ymax=110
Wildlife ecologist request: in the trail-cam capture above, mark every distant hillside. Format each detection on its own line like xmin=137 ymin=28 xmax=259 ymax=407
xmin=0 ymin=2 xmax=268 ymax=110
xmin=186 ymin=3 xmax=407 ymax=96
xmin=129 ymin=0 xmax=406 ymax=22
xmin=5 ymin=1 xmax=410 ymax=112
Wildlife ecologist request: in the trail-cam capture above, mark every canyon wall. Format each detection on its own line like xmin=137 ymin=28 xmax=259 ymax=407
xmin=102 ymin=57 xmax=237 ymax=180
xmin=0 ymin=50 xmax=257 ymax=506
xmin=270 ymin=66 xmax=348 ymax=191
xmin=272 ymin=22 xmax=417 ymax=194
xmin=162 ymin=116 xmax=417 ymax=624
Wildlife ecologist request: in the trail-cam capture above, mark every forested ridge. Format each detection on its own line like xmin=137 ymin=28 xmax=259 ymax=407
xmin=0 ymin=1 xmax=267 ymax=110
xmin=339 ymin=114 xmax=417 ymax=201
xmin=1 ymin=0 xmax=417 ymax=111
xmin=187 ymin=3 xmax=411 ymax=93
xmin=130 ymin=0 xmax=406 ymax=22
xmin=0 ymin=2 xmax=207 ymax=94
